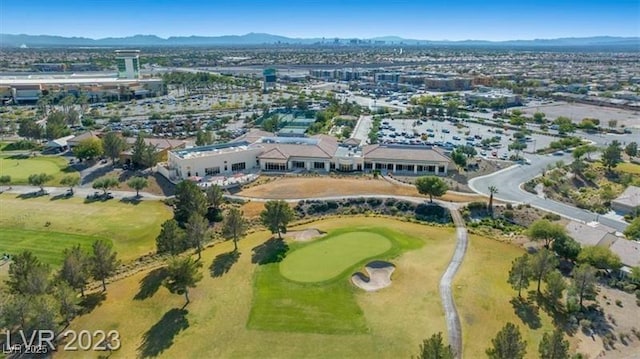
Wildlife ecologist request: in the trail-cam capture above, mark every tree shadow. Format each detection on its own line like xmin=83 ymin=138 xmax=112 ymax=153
xmin=17 ymin=191 xmax=48 ymax=199
xmin=251 ymin=238 xmax=289 ymax=265
xmin=209 ymin=251 xmax=240 ymax=278
xmin=134 ymin=267 xmax=168 ymax=300
xmin=120 ymin=196 xmax=142 ymax=205
xmin=79 ymin=291 xmax=107 ymax=315
xmin=81 ymin=165 xmax=114 ymax=185
xmin=510 ymin=296 xmax=542 ymax=329
xmin=50 ymin=192 xmax=73 ymax=201
xmin=534 ymin=291 xmax=572 ymax=333
xmin=137 ymin=308 xmax=189 ymax=358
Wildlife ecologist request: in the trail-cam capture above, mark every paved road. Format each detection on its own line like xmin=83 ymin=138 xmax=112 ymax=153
xmin=469 ymin=153 xmax=629 ymax=232
xmin=2 ymin=185 xmax=165 ymax=201
xmin=439 ymin=209 xmax=468 ymax=359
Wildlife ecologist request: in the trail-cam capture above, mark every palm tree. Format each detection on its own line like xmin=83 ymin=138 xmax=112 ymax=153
xmin=488 ymin=186 xmax=499 ymax=215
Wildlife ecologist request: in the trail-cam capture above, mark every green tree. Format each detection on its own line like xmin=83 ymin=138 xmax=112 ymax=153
xmin=260 ymin=200 xmax=295 ymax=239
xmin=59 ymin=245 xmax=91 ymax=296
xmin=186 ymin=213 xmax=209 ymax=260
xmin=156 ymin=219 xmax=188 ymax=255
xmin=538 ymin=329 xmax=570 ymax=359
xmin=45 ymin=111 xmax=70 ymax=140
xmin=127 ymin=176 xmax=148 ymax=197
xmin=527 ymin=219 xmax=567 ymax=248
xmin=508 ymin=254 xmax=532 ymax=298
xmin=53 ymin=281 xmax=80 ymax=325
xmin=488 ymin=186 xmax=498 ymax=215
xmin=601 ymin=140 xmax=622 ymax=172
xmin=222 ymin=208 xmax=247 ymax=252
xmin=451 ymin=149 xmax=467 ymax=168
xmin=60 ymin=175 xmax=80 ymax=195
xmin=91 ymin=239 xmax=120 ymax=292
xmin=60 ymin=94 xmax=76 ymax=114
xmin=73 ymin=137 xmax=103 ymax=161
xmin=131 ymin=134 xmax=147 ymax=169
xmin=530 ymin=249 xmax=559 ymax=293
xmin=486 ymin=322 xmax=527 ymax=359
xmin=533 ymin=112 xmax=546 ymax=123
xmin=624 ymin=142 xmax=638 ymax=158
xmin=206 ymin=184 xmax=224 ymax=211
xmin=553 ymin=117 xmax=575 ymax=135
xmin=5 ymin=250 xmax=50 ymax=295
xmin=28 ymin=173 xmax=53 ymax=192
xmin=551 ymin=235 xmax=581 ymax=262
xmin=544 ymin=270 xmax=566 ymax=303
xmin=0 ymin=175 xmax=11 ymax=187
xmin=92 ymin=177 xmax=119 ymax=196
xmin=624 ymin=217 xmax=640 ymax=240
xmin=141 ymin=143 xmax=159 ymax=168
xmin=195 ymin=129 xmax=213 ymax=146
xmin=416 ymin=332 xmax=455 ymax=359
xmin=415 ymin=176 xmax=449 ymax=203
xmin=174 ymin=180 xmax=208 ymax=224
xmin=508 ymin=141 xmax=526 ymax=158
xmin=163 ymin=256 xmax=203 ymax=305
xmin=102 ymin=132 xmax=126 ymax=164
xmin=570 ymin=263 xmax=598 ymax=308
xmin=577 ymin=246 xmax=622 ymax=271
xmin=18 ymin=118 xmax=43 ymax=140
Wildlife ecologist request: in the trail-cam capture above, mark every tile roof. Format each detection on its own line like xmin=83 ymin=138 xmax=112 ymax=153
xmin=612 ymin=186 xmax=640 ymax=208
xmin=363 ymin=144 xmax=450 ymax=163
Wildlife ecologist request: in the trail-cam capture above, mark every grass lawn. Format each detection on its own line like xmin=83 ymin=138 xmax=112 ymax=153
xmin=0 ymin=193 xmax=172 ymax=265
xmin=249 ymin=226 xmax=422 ymax=334
xmin=279 ymin=231 xmax=392 ymax=283
xmin=454 ymin=235 xmax=556 ymax=358
xmin=0 ymin=154 xmax=78 ymax=185
xmin=58 ymin=217 xmax=457 ymax=359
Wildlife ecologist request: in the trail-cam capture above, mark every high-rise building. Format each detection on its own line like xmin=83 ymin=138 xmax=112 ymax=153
xmin=263 ymin=68 xmax=276 ymax=92
xmin=115 ymin=50 xmax=141 ymax=79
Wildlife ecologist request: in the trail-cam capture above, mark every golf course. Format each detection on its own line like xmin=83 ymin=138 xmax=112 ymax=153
xmin=57 ymin=217 xmax=458 ymax=358
xmin=0 ymin=193 xmax=173 ymax=265
xmin=0 ymin=154 xmax=78 ymax=185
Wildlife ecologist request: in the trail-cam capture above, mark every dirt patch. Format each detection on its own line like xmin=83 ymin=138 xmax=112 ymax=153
xmin=239 ymin=176 xmax=486 ymax=203
xmin=352 ymin=261 xmax=395 ymax=292
xmin=574 ymin=286 xmax=640 ymax=358
xmin=282 ymin=228 xmax=325 ymax=242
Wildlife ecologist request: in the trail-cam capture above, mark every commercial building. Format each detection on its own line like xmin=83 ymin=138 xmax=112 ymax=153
xmin=115 ymin=50 xmax=141 ymax=79
xmin=161 ymin=130 xmax=450 ymax=181
xmin=0 ymin=75 xmax=164 ymax=103
xmin=399 ymin=75 xmax=472 ymax=91
xmin=464 ymin=87 xmax=521 ymax=107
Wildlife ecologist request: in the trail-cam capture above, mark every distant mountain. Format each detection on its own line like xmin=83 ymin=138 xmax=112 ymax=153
xmin=1 ymin=33 xmax=638 ymax=48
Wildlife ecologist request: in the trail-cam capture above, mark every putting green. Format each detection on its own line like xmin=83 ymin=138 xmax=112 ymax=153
xmin=279 ymin=231 xmax=392 ymax=283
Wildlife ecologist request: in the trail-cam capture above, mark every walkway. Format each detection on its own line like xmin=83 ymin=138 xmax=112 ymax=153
xmin=440 ymin=209 xmax=468 ymax=359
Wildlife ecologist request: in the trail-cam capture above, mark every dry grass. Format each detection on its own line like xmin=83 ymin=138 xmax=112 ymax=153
xmin=239 ymin=201 xmax=266 ymax=218
xmin=239 ymin=176 xmax=486 ymax=202
xmin=58 ymin=217 xmax=457 ymax=359
xmin=454 ymin=234 xmax=557 ymax=358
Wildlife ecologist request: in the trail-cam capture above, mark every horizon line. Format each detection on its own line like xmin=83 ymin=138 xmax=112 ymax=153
xmin=3 ymin=32 xmax=639 ymax=43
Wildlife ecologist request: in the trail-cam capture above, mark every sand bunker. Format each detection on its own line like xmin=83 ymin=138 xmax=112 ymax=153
xmin=351 ymin=261 xmax=395 ymax=292
xmin=282 ymin=228 xmax=326 ymax=242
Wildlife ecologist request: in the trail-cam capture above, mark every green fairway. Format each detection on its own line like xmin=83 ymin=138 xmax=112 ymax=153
xmin=279 ymin=231 xmax=392 ymax=283
xmin=0 ymin=193 xmax=172 ymax=264
xmin=248 ymin=226 xmax=423 ymax=334
xmin=0 ymin=154 xmax=77 ymax=185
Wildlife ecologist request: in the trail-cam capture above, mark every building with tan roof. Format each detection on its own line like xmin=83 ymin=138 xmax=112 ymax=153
xmin=162 ymin=129 xmax=451 ymax=181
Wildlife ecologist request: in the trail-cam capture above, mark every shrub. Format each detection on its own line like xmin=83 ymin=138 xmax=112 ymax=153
xmin=615 ymin=299 xmax=623 ymax=307
xmin=506 ymin=203 xmax=513 ymax=210
xmin=543 ymin=213 xmax=562 ymax=221
xmin=502 ymin=210 xmax=514 ymax=220
xmin=467 ymin=201 xmax=487 ymax=211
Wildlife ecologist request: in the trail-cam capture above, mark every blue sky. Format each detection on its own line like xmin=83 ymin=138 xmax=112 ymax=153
xmin=1 ymin=0 xmax=638 ymax=40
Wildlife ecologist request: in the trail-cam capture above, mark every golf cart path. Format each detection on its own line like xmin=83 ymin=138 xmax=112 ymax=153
xmin=440 ymin=208 xmax=468 ymax=358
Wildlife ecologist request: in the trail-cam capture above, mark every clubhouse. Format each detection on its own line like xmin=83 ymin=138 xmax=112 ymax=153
xmin=161 ymin=130 xmax=450 ymax=181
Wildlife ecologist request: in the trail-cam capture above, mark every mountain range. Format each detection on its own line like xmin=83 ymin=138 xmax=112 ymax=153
xmin=1 ymin=33 xmax=638 ymax=48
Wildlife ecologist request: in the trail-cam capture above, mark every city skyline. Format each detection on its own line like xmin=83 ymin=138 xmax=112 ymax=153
xmin=1 ymin=0 xmax=639 ymax=41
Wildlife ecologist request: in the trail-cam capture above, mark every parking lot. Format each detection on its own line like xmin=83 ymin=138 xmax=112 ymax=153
xmin=369 ymin=117 xmax=558 ymax=160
